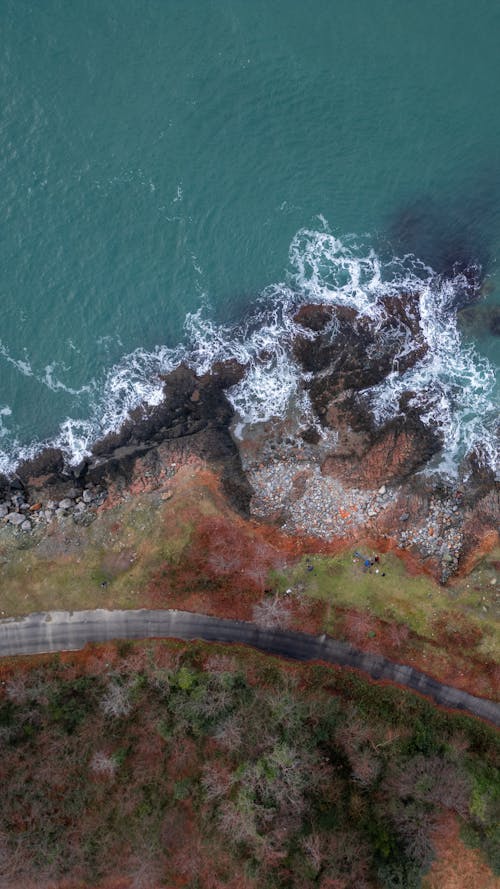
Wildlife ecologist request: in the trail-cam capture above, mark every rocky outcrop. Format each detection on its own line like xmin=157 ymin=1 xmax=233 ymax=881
xmin=319 ymin=388 xmax=442 ymax=488
xmin=293 ymin=295 xmax=428 ymax=417
xmin=292 ymin=296 xmax=441 ymax=488
xmin=15 ymin=447 xmax=65 ymax=490
xmin=1 ymin=360 xmax=252 ymax=517
xmin=87 ymin=361 xmax=251 ymax=513
xmin=1 ymin=292 xmax=496 ymax=584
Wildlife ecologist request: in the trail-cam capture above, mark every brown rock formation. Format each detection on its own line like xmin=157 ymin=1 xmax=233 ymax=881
xmin=15 ymin=447 xmax=65 ymax=488
xmin=3 ymin=360 xmax=252 ymax=515
xmin=322 ymin=414 xmax=442 ymax=488
xmin=293 ymin=295 xmax=428 ymax=407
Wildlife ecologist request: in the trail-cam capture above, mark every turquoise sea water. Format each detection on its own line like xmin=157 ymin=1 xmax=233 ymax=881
xmin=1 ymin=0 xmax=499 ymax=473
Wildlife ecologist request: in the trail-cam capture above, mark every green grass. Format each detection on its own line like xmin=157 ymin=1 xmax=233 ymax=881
xmin=0 ymin=492 xmax=194 ymax=617
xmin=273 ymin=546 xmax=499 ymax=656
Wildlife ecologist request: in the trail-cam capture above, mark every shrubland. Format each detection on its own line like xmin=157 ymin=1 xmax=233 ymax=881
xmin=0 ymin=639 xmax=498 ymax=889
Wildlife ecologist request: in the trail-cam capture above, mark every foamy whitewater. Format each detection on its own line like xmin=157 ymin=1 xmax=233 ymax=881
xmin=0 ymin=228 xmax=498 ymax=479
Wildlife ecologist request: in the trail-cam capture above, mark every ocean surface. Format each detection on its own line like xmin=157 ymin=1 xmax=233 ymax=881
xmin=1 ymin=0 xmax=499 ymax=476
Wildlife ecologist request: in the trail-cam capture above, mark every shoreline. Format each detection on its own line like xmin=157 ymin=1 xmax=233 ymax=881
xmin=0 ymin=295 xmax=498 ymax=586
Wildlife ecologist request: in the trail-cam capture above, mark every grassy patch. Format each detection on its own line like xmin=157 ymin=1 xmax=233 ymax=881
xmin=0 ymin=492 xmax=194 ymax=617
xmin=272 ymin=546 xmax=499 ymax=656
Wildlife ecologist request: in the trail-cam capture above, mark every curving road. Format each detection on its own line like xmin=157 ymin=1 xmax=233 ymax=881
xmin=0 ymin=609 xmax=498 ymax=726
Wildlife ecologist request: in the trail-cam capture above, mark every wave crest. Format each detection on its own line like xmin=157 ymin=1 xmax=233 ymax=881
xmin=0 ymin=227 xmax=497 ymax=478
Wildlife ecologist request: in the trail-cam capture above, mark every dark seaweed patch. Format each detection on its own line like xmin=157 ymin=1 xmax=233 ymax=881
xmin=384 ymin=193 xmax=495 ymax=308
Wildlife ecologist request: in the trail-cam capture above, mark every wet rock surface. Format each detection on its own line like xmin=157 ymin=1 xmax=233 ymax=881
xmin=242 ymin=294 xmax=497 ymax=582
xmin=293 ymin=295 xmax=428 ymax=404
xmin=0 ymin=359 xmax=251 ymax=522
xmin=0 ymin=297 xmax=497 ymax=584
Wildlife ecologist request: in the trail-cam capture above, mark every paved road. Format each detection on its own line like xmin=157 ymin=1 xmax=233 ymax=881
xmin=0 ymin=609 xmax=498 ymax=726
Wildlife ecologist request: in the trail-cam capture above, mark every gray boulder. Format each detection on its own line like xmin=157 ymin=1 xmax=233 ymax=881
xmin=8 ymin=513 xmax=25 ymax=526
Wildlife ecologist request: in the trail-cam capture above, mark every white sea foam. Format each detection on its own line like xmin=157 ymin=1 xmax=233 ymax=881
xmin=0 ymin=227 xmax=497 ymax=478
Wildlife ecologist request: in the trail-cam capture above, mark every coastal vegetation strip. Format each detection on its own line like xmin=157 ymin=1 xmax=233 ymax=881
xmin=0 ymin=609 xmax=498 ymax=727
xmin=0 ymin=638 xmax=498 ymax=889
xmin=1 ymin=463 xmax=497 ymax=700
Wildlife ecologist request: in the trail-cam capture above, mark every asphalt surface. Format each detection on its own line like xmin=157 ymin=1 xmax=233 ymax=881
xmin=0 ymin=609 xmax=498 ymax=726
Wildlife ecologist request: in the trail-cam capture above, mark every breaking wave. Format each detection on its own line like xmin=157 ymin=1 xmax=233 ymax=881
xmin=0 ymin=226 xmax=498 ymax=478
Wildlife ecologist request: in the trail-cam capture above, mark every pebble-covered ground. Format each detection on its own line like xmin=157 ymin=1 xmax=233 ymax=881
xmin=249 ymin=460 xmax=394 ymax=537
xmin=0 ymin=485 xmax=107 ymax=533
xmin=248 ymin=454 xmax=470 ymax=580
xmin=238 ymin=419 xmax=478 ymax=582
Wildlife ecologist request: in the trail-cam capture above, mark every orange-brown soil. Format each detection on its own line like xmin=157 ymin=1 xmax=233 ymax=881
xmin=424 ymin=814 xmax=499 ymax=889
xmin=102 ymin=460 xmax=497 ymax=703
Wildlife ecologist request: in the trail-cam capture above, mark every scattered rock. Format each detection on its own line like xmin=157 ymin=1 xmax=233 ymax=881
xmin=58 ymin=499 xmax=73 ymax=510
xmin=73 ymin=510 xmax=96 ymax=527
xmin=7 ymin=513 xmax=25 ymax=526
xmin=21 ymin=520 xmax=31 ymax=532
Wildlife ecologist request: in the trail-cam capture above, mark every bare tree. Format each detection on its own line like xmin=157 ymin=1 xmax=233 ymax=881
xmin=205 ymin=654 xmax=238 ymax=674
xmin=90 ymin=751 xmax=117 ymax=778
xmin=302 ymin=832 xmax=323 ymax=874
xmin=253 ymin=595 xmax=291 ymax=630
xmin=198 ymin=681 xmax=231 ymax=720
xmin=5 ymin=674 xmax=29 ymax=705
xmin=213 ymin=714 xmax=243 ymax=752
xmin=390 ymin=801 xmax=436 ymax=868
xmin=388 ymin=622 xmax=410 ymax=649
xmin=125 ymin=840 xmax=165 ymax=889
xmin=385 ymin=755 xmax=471 ymax=817
xmin=201 ymin=763 xmax=234 ymax=801
xmin=218 ymin=799 xmax=258 ymax=845
xmin=349 ymin=748 xmax=381 ymax=787
xmin=100 ymin=679 xmax=133 ymax=718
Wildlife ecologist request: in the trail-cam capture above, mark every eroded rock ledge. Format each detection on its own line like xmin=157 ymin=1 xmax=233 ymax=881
xmin=0 ymin=295 xmax=498 ymax=583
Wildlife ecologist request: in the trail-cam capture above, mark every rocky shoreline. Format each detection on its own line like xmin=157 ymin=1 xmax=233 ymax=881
xmin=0 ymin=294 xmax=498 ymax=584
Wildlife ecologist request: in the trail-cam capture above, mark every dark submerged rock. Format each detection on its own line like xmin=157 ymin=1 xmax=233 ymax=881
xmin=489 ymin=307 xmax=500 ymax=336
xmin=386 ymin=194 xmax=491 ymax=300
